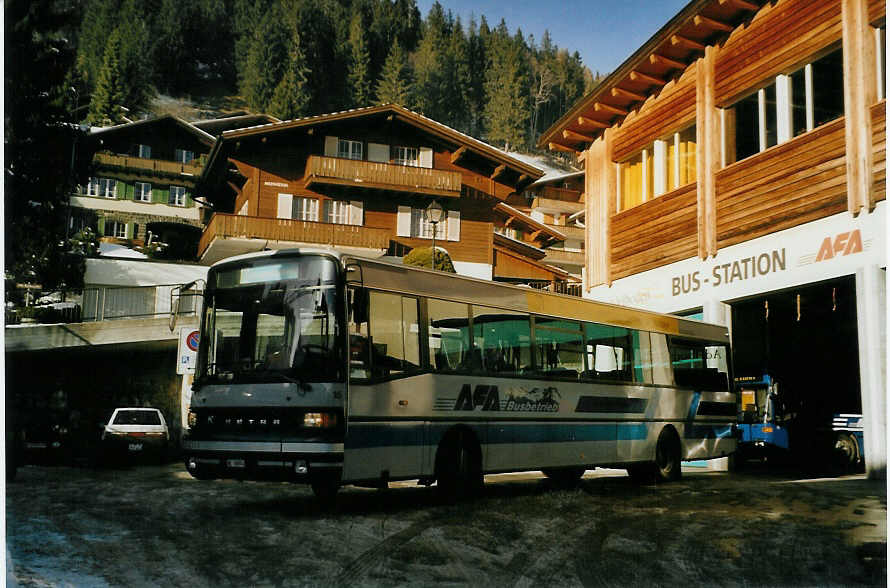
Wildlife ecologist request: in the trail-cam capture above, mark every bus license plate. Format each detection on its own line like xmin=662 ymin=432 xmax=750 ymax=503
xmin=128 ymin=443 xmax=143 ymax=452
xmin=226 ymin=459 xmax=246 ymax=469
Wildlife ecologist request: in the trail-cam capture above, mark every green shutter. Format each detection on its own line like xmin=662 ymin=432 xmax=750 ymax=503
xmin=97 ymin=217 xmax=106 ymax=236
xmin=126 ymin=222 xmax=134 ymax=240
xmin=154 ymin=186 xmax=169 ymax=205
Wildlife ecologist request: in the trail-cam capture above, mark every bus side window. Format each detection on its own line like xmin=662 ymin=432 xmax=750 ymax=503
xmin=649 ymin=333 xmax=673 ymax=386
xmin=583 ymin=323 xmax=633 ymax=381
xmin=632 ymin=331 xmax=654 ymax=384
xmin=363 ymin=291 xmax=421 ymax=379
xmin=428 ymin=299 xmax=470 ymax=373
xmin=471 ymin=306 xmax=532 ymax=376
xmin=534 ymin=317 xmax=584 ymax=379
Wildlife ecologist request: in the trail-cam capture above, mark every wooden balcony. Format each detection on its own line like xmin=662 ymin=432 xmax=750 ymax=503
xmin=94 ymin=152 xmax=204 ymax=181
xmin=542 ymin=248 xmax=585 ymax=267
xmin=198 ymin=213 xmax=391 ymax=262
xmin=304 ymin=155 xmax=462 ymax=198
xmin=529 ymin=185 xmax=584 ymax=215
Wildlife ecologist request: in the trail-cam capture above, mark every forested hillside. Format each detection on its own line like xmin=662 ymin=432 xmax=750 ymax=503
xmin=76 ymin=0 xmax=599 ymax=150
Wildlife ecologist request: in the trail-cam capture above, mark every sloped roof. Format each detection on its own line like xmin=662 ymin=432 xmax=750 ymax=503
xmin=192 ymin=113 xmax=280 ymax=136
xmin=205 ymin=104 xmax=544 ymax=183
xmin=539 ymin=0 xmax=767 ymax=152
xmin=494 ymin=202 xmax=567 ymax=242
xmin=88 ymin=114 xmax=216 ymax=147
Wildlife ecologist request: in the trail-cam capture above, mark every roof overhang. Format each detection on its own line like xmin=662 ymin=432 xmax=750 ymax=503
xmin=88 ymin=114 xmax=216 ymax=148
xmin=539 ymin=0 xmax=767 ymax=153
xmin=494 ymin=202 xmax=567 ymax=243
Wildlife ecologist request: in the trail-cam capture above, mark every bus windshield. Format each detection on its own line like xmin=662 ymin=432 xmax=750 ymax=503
xmin=197 ymin=255 xmax=343 ymax=384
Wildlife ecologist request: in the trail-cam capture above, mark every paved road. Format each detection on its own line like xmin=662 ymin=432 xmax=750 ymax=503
xmin=6 ymin=463 xmax=886 ymax=587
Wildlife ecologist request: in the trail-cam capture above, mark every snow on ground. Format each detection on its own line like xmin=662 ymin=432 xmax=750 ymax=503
xmin=5 ymin=463 xmax=886 ymax=586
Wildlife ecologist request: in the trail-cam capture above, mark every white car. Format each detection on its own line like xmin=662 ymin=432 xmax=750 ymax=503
xmin=102 ymin=408 xmax=169 ymax=461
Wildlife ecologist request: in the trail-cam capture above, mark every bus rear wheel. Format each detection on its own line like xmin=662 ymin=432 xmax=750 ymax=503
xmin=628 ymin=427 xmax=681 ymax=484
xmin=435 ymin=430 xmax=482 ymax=502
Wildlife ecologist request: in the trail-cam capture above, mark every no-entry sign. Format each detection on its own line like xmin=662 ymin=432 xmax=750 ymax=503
xmin=177 ymin=328 xmax=200 ymax=375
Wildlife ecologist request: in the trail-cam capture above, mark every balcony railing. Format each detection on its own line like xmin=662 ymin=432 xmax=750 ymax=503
xmin=304 ymin=155 xmax=462 ymax=198
xmin=199 ymin=213 xmax=392 ymax=258
xmin=82 ymin=285 xmax=200 ymax=322
xmin=94 ymin=152 xmax=204 ymax=178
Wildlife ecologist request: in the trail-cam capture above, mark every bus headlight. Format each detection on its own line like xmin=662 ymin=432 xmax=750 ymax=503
xmin=303 ymin=412 xmax=338 ymax=428
xmin=188 ymin=410 xmax=198 ymax=428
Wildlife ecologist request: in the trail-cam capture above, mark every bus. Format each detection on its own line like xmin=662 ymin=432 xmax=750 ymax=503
xmin=182 ymin=249 xmax=737 ymax=500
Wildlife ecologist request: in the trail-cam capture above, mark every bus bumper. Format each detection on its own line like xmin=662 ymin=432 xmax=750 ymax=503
xmin=181 ymin=439 xmax=343 ymax=482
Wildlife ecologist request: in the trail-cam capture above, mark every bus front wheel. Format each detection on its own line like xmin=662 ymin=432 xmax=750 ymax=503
xmin=435 ymin=430 xmax=482 ymax=502
xmin=310 ymin=473 xmax=340 ymax=506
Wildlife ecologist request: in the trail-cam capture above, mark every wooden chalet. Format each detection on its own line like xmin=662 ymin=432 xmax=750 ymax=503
xmin=196 ymin=104 xmax=576 ymax=290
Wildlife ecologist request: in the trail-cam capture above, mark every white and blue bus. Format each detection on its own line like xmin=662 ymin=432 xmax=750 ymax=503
xmin=182 ymin=249 xmax=737 ymax=500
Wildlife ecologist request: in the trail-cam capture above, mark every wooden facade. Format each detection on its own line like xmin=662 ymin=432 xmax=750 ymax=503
xmin=76 ymin=115 xmax=216 ymax=247
xmin=540 ymin=0 xmax=885 ymax=288
xmin=196 ymin=105 xmax=566 ymax=280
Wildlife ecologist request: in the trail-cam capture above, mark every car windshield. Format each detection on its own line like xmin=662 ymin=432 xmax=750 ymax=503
xmin=113 ymin=410 xmax=162 ymax=426
xmin=198 ymin=255 xmax=343 ymax=384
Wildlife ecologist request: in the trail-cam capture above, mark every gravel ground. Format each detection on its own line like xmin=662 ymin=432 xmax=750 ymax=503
xmin=5 ymin=462 xmax=886 ymax=587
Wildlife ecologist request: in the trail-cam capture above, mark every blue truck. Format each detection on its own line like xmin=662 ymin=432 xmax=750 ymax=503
xmin=734 ymin=374 xmax=864 ymax=471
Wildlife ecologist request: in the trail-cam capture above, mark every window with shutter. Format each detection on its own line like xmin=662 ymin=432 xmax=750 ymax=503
xmin=277 ymin=194 xmax=294 ymax=219
xmin=396 ymin=205 xmax=412 ymax=237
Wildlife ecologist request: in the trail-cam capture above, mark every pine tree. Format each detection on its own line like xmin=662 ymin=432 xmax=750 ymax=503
xmin=375 ymin=43 xmax=412 ymax=107
xmin=88 ymin=28 xmax=127 ymax=125
xmin=241 ymin=6 xmax=289 ymax=112
xmin=483 ymin=21 xmax=531 ymax=150
xmin=268 ymin=29 xmax=312 ymax=120
xmin=347 ymin=13 xmax=372 ymax=107
xmin=6 ymin=0 xmax=92 ymax=297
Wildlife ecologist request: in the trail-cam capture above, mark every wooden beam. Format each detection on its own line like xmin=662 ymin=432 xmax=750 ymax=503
xmin=611 ymin=87 xmax=647 ymax=102
xmin=563 ymin=129 xmax=595 ymax=143
xmin=530 ymin=229 xmax=544 ymax=242
xmin=649 ymin=54 xmax=688 ymax=70
xmin=490 ymin=164 xmax=506 ymax=180
xmin=671 ymin=34 xmax=706 ymax=51
xmin=630 ymin=71 xmax=667 ymax=86
xmin=577 ymin=115 xmax=609 ymax=129
xmin=594 ymin=102 xmax=628 ymax=116
xmin=517 ymin=174 xmax=529 ymax=185
xmin=450 ymin=146 xmax=468 ymax=164
xmin=694 ymin=14 xmax=734 ymax=33
xmin=548 ymin=142 xmax=578 ymax=154
xmin=718 ymin=0 xmax=759 ymax=10
xmin=504 ymin=217 xmax=515 ymax=228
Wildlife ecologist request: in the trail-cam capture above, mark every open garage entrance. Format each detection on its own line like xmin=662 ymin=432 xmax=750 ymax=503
xmin=730 ymin=275 xmax=862 ymax=469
